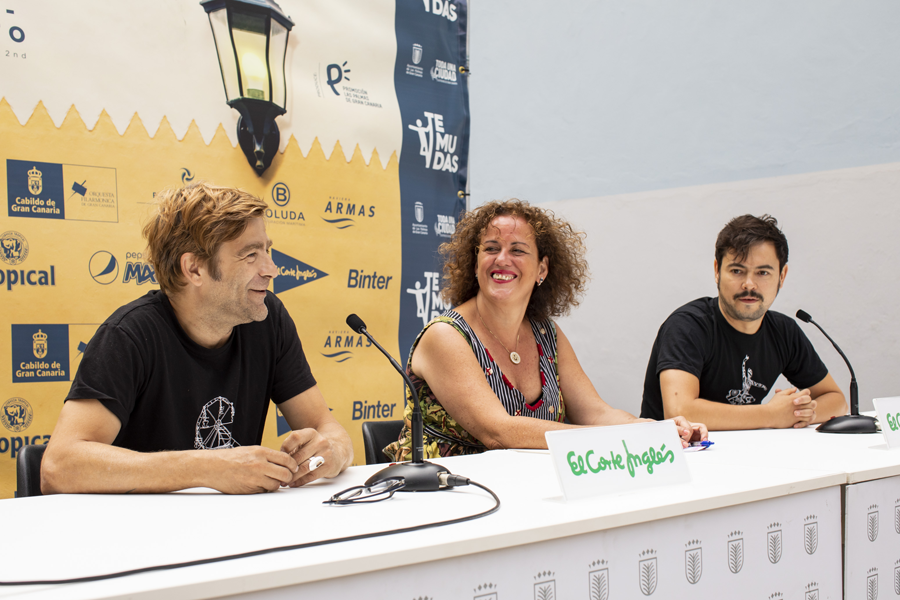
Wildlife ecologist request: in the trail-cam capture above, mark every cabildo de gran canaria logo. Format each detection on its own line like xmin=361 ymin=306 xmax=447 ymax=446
xmin=7 ymin=159 xmax=119 ymax=223
xmin=408 ymin=111 xmax=460 ymax=173
xmin=12 ymin=324 xmax=69 ymax=382
xmin=0 ymin=230 xmax=57 ymax=291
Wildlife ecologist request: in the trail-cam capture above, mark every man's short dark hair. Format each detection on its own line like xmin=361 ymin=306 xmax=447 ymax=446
xmin=715 ymin=214 xmax=789 ymax=271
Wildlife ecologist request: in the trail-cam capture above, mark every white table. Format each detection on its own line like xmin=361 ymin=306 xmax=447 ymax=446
xmin=0 ymin=443 xmax=852 ymax=600
xmin=687 ymin=426 xmax=900 ymax=600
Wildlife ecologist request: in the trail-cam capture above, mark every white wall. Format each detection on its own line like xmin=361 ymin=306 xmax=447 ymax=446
xmin=547 ymin=164 xmax=900 ymax=415
xmin=468 ymin=1 xmax=900 ymax=415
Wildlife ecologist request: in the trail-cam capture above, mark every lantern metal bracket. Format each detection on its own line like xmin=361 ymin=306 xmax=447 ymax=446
xmin=228 ymin=98 xmax=285 ymax=175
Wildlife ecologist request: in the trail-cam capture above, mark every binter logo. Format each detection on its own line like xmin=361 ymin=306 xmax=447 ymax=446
xmin=408 ymin=111 xmax=459 ymax=173
xmin=422 ymin=0 xmax=457 ymax=21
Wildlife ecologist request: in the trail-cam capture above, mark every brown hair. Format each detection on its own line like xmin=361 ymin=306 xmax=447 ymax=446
xmin=715 ymin=214 xmax=789 ymax=271
xmin=143 ymin=183 xmax=268 ymax=295
xmin=440 ymin=199 xmax=589 ymax=321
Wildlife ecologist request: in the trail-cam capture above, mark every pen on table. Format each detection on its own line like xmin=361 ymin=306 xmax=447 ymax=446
xmin=689 ymin=441 xmax=714 ymax=448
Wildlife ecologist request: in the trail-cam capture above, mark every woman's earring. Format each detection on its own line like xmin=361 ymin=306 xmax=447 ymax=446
xmin=538 ymin=277 xmax=544 ymax=286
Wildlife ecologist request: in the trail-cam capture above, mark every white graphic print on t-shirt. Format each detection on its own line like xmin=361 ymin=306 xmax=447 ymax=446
xmin=194 ymin=396 xmax=240 ymax=449
xmin=726 ymin=355 xmax=768 ymax=405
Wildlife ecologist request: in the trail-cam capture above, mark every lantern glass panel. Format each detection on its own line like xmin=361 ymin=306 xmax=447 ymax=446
xmin=231 ymin=12 xmax=270 ymax=101
xmin=208 ymin=8 xmax=241 ymax=102
xmin=268 ymin=20 xmax=288 ymax=109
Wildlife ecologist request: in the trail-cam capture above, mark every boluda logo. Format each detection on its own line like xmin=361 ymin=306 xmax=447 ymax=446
xmin=272 ymin=249 xmax=328 ymax=294
xmin=422 ymin=0 xmax=457 ymax=21
xmin=0 ymin=230 xmax=56 ymax=291
xmin=408 ymin=111 xmax=460 ymax=173
xmin=322 ymin=197 xmax=376 ymax=229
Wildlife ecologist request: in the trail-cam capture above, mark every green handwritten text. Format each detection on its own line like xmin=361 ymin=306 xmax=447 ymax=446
xmin=886 ymin=412 xmax=900 ymax=432
xmin=566 ymin=440 xmax=675 ymax=478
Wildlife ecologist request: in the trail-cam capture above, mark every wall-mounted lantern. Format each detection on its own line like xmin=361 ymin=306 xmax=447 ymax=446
xmin=201 ymin=0 xmax=294 ymax=175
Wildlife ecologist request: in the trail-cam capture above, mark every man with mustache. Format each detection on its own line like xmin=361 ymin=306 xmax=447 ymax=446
xmin=640 ymin=214 xmax=847 ymax=430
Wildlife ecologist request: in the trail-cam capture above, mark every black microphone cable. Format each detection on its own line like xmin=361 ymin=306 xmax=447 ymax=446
xmin=0 ymin=477 xmax=500 ymax=586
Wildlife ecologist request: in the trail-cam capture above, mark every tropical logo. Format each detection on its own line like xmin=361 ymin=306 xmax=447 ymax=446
xmin=685 ymin=540 xmax=702 ymax=584
xmin=588 ymin=560 xmax=608 ymax=600
xmin=804 ymin=515 xmax=819 ymax=554
xmin=727 ymin=531 xmax=744 ymax=574
xmin=0 ymin=231 xmax=28 ymax=265
xmin=638 ymin=549 xmax=657 ymax=595
xmin=767 ymin=522 xmax=783 ymax=564
xmin=1 ymin=397 xmax=33 ymax=432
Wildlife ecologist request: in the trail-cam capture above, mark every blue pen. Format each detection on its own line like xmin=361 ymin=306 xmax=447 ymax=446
xmin=689 ymin=440 xmax=714 ymax=448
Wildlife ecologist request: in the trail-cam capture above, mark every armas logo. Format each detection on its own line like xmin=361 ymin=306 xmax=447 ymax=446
xmin=272 ymin=249 xmax=328 ymax=294
xmin=323 ymin=197 xmax=375 ymax=229
xmin=422 ymin=0 xmax=457 ymax=21
xmin=409 ymin=112 xmax=459 ymax=173
xmin=0 ymin=230 xmax=56 ymax=291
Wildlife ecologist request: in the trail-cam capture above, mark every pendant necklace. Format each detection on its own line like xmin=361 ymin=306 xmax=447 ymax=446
xmin=476 ymin=303 xmax=521 ymax=364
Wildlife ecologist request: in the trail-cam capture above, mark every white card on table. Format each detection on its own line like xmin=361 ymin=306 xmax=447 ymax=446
xmin=545 ymin=420 xmax=691 ymax=501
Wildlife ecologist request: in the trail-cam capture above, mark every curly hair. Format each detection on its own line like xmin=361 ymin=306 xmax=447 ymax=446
xmin=440 ymin=199 xmax=589 ymax=321
xmin=143 ymin=183 xmax=268 ymax=295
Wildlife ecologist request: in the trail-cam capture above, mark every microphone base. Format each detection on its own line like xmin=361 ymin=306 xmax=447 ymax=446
xmin=365 ymin=461 xmax=448 ymax=492
xmin=816 ymin=414 xmax=880 ymax=434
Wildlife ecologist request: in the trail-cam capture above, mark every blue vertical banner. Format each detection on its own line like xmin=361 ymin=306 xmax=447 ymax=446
xmin=395 ymin=0 xmax=469 ymax=359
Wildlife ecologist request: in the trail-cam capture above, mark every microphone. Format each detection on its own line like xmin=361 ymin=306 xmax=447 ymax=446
xmin=796 ymin=309 xmax=878 ymax=433
xmin=346 ymin=314 xmax=448 ymax=490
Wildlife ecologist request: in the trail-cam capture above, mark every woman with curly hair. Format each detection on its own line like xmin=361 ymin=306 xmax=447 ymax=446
xmin=386 ymin=199 xmax=706 ymax=461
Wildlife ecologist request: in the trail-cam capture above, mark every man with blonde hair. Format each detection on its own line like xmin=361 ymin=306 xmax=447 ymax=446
xmin=43 ymin=183 xmax=352 ymax=494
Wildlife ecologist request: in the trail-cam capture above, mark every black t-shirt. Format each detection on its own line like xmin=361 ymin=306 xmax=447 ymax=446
xmin=640 ymin=297 xmax=828 ymax=421
xmin=67 ymin=290 xmax=316 ymax=452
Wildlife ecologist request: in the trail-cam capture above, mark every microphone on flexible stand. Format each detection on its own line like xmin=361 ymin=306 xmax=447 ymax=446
xmin=346 ymin=314 xmax=448 ymax=490
xmin=796 ymin=309 xmax=879 ymax=433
